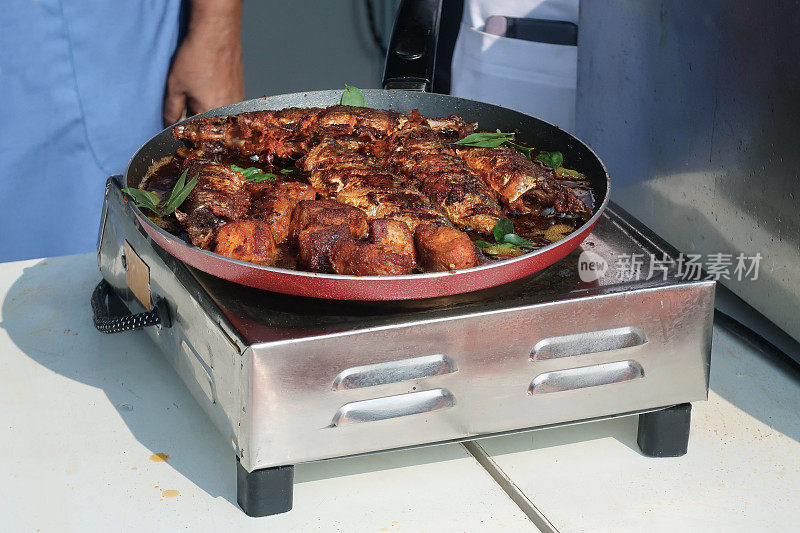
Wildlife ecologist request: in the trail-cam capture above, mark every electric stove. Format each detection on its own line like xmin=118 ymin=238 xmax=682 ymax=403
xmin=95 ymin=176 xmax=713 ymax=516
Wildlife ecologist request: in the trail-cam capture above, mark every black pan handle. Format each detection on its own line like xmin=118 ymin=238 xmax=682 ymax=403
xmin=382 ymin=0 xmax=443 ymax=92
xmin=91 ymin=279 xmax=171 ymax=334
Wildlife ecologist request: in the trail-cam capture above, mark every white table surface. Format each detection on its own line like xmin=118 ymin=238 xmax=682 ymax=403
xmin=472 ymin=324 xmax=800 ymax=533
xmin=0 ymin=254 xmax=531 ymax=532
xmin=1 ymin=253 xmax=798 ymax=532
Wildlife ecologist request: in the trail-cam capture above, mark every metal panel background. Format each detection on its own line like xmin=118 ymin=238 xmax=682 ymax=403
xmin=576 ymin=0 xmax=800 ymax=340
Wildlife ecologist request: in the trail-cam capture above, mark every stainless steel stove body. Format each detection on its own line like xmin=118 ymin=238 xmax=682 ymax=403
xmin=96 ymin=176 xmax=713 ymax=515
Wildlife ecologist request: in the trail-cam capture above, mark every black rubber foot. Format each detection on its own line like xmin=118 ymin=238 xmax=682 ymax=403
xmin=236 ymin=457 xmax=294 ymax=517
xmin=637 ymin=403 xmax=692 ymax=457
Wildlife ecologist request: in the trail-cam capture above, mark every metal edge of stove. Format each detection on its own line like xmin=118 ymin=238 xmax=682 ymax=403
xmin=241 ymin=277 xmax=713 ymax=470
xmin=97 ymin=176 xmax=250 ymax=458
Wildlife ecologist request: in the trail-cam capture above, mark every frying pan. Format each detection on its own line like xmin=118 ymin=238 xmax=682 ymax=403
xmin=123 ymin=0 xmax=609 ymax=301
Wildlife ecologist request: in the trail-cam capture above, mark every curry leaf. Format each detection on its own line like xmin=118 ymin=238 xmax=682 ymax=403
xmin=454 ymin=130 xmax=539 ymax=160
xmin=455 ymin=131 xmax=515 ymax=148
xmin=501 ymin=233 xmax=533 ymax=246
xmin=231 ymin=164 xmax=280 ymax=183
xmin=555 ymin=166 xmax=585 ymax=179
xmin=482 ymin=217 xmax=534 ymax=253
xmin=493 ymin=218 xmax=515 ymax=243
xmin=536 ymin=151 xmax=563 ymax=169
xmin=122 ymin=188 xmax=162 ymax=214
xmin=340 ymin=85 xmax=366 ymax=107
xmin=161 ymin=172 xmax=198 ymax=215
xmin=280 ymin=168 xmax=295 ymax=174
xmin=165 ymin=169 xmax=188 ymax=208
xmin=248 ymin=173 xmax=279 ymax=183
xmin=123 ymin=171 xmax=198 ymax=216
xmin=231 ymin=164 xmax=262 ymax=179
xmin=506 ymin=141 xmax=534 ymax=159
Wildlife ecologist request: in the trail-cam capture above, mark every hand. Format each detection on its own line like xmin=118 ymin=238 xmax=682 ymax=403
xmin=163 ymin=0 xmax=244 ymax=125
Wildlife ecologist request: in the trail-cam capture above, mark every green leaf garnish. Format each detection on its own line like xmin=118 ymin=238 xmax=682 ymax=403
xmin=505 ymin=141 xmax=534 ymax=159
xmin=164 ymin=168 xmax=188 ymax=207
xmin=280 ymin=168 xmax=295 ymax=174
xmin=248 ymin=173 xmax=279 ymax=183
xmin=555 ymin=166 xmax=584 ymax=179
xmin=230 ymin=164 xmax=261 ymax=178
xmin=121 ymin=188 xmax=162 ymax=214
xmin=122 ymin=170 xmax=198 ymax=216
xmin=536 ymin=151 xmax=563 ymax=169
xmin=500 ymin=233 xmax=533 ymax=246
xmin=231 ymin=164 xmax=278 ymax=183
xmin=454 ymin=131 xmax=515 ymax=148
xmin=340 ymin=85 xmax=366 ymax=107
xmin=493 ymin=217 xmax=514 ymax=243
xmin=477 ymin=217 xmax=534 ymax=255
xmin=455 ymin=130 xmax=539 ymax=160
xmin=161 ymin=170 xmax=198 ymax=215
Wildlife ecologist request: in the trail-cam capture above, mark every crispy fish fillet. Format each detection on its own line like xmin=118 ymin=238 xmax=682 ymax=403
xmin=301 ymin=138 xmax=450 ymax=232
xmin=180 ymin=160 xmax=251 ymax=219
xmin=170 ymin=108 xmax=320 ymax=160
xmin=384 ymin=123 xmax=502 ymax=234
xmin=456 ymin=146 xmax=591 ymax=218
xmin=173 ymin=160 xmax=251 ymax=249
xmin=248 ymin=181 xmax=317 ymax=243
xmin=172 ymin=105 xmax=476 ymax=161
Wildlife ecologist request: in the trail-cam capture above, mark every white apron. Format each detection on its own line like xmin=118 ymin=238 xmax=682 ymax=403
xmin=450 ymin=0 xmax=579 ymax=131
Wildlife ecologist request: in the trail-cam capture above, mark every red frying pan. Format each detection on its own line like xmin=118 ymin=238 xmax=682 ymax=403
xmin=123 ymin=2 xmax=609 ymax=301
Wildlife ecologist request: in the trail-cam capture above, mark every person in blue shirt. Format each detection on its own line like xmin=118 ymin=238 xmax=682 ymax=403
xmin=0 ymin=0 xmax=244 ymax=262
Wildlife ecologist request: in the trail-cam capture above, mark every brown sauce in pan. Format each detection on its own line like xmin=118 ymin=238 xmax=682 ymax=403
xmin=140 ymin=152 xmax=595 ymax=269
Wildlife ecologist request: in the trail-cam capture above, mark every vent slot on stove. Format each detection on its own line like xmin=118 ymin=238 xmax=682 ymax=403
xmin=531 ymin=326 xmax=648 ymax=361
xmin=330 ymin=389 xmax=455 ymax=426
xmin=528 ymin=360 xmax=645 ymax=394
xmin=332 ymin=354 xmax=457 ymax=390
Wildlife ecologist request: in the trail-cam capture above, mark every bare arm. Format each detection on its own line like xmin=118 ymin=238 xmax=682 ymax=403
xmin=163 ymin=0 xmax=244 ymax=125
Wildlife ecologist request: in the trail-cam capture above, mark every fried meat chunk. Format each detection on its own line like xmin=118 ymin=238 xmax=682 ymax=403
xmin=173 ymin=160 xmax=251 ymax=249
xmin=174 ymin=206 xmax=226 ymax=250
xmin=290 ymin=200 xmax=369 ymax=271
xmin=289 ymin=199 xmax=369 ymax=241
xmin=214 ymin=220 xmax=277 ymax=264
xmin=414 ymin=223 xmax=480 ymax=272
xmin=456 ymin=146 xmax=590 ymax=218
xmin=248 ymin=181 xmax=317 ymax=243
xmin=297 ymin=224 xmax=354 ymax=272
xmin=385 ymin=124 xmax=502 ymax=234
xmin=329 ymin=219 xmax=416 ymax=276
